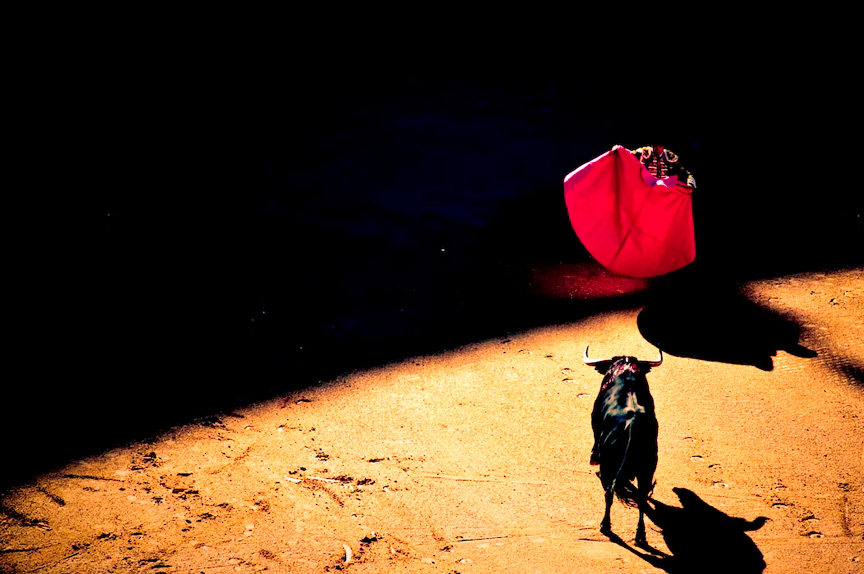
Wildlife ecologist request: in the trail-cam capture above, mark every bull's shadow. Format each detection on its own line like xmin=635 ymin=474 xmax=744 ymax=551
xmin=637 ymin=264 xmax=817 ymax=370
xmin=607 ymin=487 xmax=769 ymax=573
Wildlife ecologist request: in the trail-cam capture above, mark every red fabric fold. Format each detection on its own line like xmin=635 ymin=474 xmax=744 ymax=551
xmin=563 ymin=146 xmax=695 ymax=278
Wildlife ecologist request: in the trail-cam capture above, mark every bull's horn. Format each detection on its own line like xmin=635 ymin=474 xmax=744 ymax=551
xmin=643 ymin=349 xmax=663 ymax=367
xmin=583 ymin=346 xmax=608 ymax=366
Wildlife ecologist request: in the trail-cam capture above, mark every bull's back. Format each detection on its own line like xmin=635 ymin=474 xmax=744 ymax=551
xmin=598 ymin=395 xmax=657 ymax=457
xmin=595 ymin=381 xmax=658 ymax=487
xmin=596 ymin=377 xmax=655 ymax=425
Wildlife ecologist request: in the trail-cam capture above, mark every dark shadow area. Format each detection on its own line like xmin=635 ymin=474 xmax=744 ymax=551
xmin=4 ymin=42 xmax=859 ymax=491
xmin=636 ymin=263 xmax=818 ymax=370
xmin=606 ymin=487 xmax=768 ymax=573
xmin=837 ymin=362 xmax=864 ymax=390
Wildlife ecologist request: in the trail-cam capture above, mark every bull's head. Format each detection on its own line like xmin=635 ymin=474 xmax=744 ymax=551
xmin=583 ymin=345 xmax=663 ymax=374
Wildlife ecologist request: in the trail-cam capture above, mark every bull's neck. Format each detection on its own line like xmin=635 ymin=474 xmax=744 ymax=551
xmin=599 ymin=360 xmax=642 ymax=394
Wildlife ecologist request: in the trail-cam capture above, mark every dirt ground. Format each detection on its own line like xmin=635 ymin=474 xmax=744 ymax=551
xmin=2 ymin=265 xmax=861 ymax=573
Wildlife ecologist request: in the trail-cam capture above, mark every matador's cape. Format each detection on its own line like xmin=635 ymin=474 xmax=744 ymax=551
xmin=563 ymin=145 xmax=695 ymax=278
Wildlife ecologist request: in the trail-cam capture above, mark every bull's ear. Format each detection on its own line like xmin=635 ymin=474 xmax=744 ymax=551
xmin=637 ymin=350 xmax=663 ymax=373
xmin=591 ymin=361 xmax=613 ymax=374
xmin=637 ymin=363 xmax=655 ymax=374
xmin=583 ymin=346 xmax=611 ymax=370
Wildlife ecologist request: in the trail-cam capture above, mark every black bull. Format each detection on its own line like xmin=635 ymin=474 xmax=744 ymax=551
xmin=585 ymin=346 xmax=662 ymax=545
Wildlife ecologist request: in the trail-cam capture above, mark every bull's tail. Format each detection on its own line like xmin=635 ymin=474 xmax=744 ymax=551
xmin=608 ymin=416 xmax=654 ymax=508
xmin=610 ymin=417 xmax=639 ymax=507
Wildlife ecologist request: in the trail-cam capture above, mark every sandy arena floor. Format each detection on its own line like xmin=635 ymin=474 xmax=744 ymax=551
xmin=2 ymin=266 xmax=862 ymax=573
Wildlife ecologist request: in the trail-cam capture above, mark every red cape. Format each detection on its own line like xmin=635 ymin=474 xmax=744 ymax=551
xmin=563 ymin=146 xmax=695 ymax=278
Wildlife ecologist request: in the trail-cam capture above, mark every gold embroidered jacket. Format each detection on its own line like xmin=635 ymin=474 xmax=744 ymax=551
xmin=630 ymin=146 xmax=696 ymax=189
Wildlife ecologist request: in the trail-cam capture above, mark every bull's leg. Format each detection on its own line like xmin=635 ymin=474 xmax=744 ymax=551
xmin=635 ymin=505 xmax=647 ymax=546
xmin=634 ymin=475 xmax=653 ymax=546
xmin=600 ymin=488 xmax=613 ymax=535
